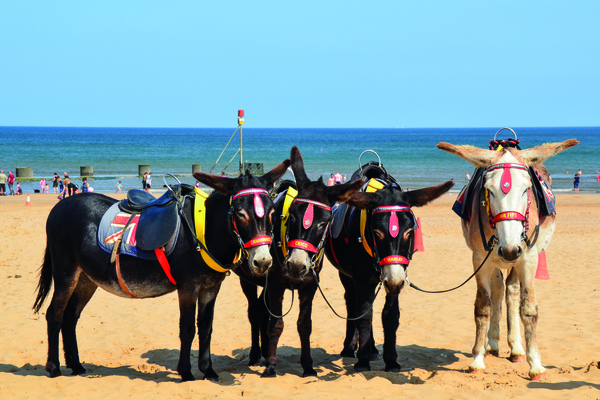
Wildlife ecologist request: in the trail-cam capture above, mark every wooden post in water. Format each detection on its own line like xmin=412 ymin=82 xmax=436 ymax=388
xmin=16 ymin=167 xmax=33 ymax=178
xmin=80 ymin=166 xmax=93 ymax=177
xmin=138 ymin=164 xmax=150 ymax=176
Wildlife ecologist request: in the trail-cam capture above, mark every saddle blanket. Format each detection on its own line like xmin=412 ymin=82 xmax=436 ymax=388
xmin=97 ymin=203 xmax=180 ymax=260
xmin=453 ymin=167 xmax=556 ymax=221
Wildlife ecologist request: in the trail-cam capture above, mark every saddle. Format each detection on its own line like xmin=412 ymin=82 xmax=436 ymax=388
xmin=118 ymin=186 xmax=186 ymax=251
xmin=331 ymin=161 xmax=399 ymax=239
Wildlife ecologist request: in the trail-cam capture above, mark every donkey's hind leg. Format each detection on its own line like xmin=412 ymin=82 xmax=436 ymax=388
xmin=62 ymin=273 xmax=98 ymax=375
xmin=486 ymin=268 xmax=504 ymax=357
xmin=45 ymin=268 xmax=83 ymax=377
xmin=505 ymin=267 xmax=526 ymax=362
xmin=339 ymin=272 xmax=358 ymax=358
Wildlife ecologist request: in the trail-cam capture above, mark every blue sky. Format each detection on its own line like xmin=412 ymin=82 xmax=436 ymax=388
xmin=1 ymin=1 xmax=598 ymax=128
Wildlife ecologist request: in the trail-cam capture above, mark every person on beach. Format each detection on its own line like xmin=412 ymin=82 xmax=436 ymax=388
xmin=15 ymin=182 xmax=22 ymax=195
xmin=45 ymin=183 xmax=50 ymax=194
xmin=327 ymin=173 xmax=335 ymax=186
xmin=63 ymin=178 xmax=77 ymax=197
xmin=466 ymin=172 xmax=471 ymax=181
xmin=40 ymin=178 xmax=46 ymax=194
xmin=334 ymin=172 xmax=343 ymax=185
xmin=52 ymin=173 xmax=59 ymax=194
xmin=81 ymin=177 xmax=90 ymax=193
xmin=596 ymin=170 xmax=600 ymax=182
xmin=573 ymin=171 xmax=581 ymax=194
xmin=0 ymin=170 xmax=6 ymax=195
xmin=142 ymin=172 xmax=147 ymax=191
xmin=115 ymin=180 xmax=122 ymax=194
xmin=7 ymin=170 xmax=15 ymax=196
xmin=146 ymin=172 xmax=153 ymax=194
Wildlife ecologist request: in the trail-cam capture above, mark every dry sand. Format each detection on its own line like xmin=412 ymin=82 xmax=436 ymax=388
xmin=1 ymin=193 xmax=599 ymax=399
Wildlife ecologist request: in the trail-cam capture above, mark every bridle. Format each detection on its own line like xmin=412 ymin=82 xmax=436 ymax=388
xmin=368 ymin=205 xmax=415 ymax=270
xmin=229 ymin=188 xmax=274 ymax=260
xmin=479 ymin=162 xmax=539 ymax=251
xmin=284 ymin=197 xmax=332 ymax=270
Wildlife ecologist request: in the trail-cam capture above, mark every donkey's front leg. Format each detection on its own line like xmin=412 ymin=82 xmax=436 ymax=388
xmin=470 ymin=268 xmax=493 ymax=374
xmin=517 ymin=257 xmax=545 ymax=380
xmin=381 ymin=293 xmax=401 ymax=372
xmin=354 ymin=282 xmax=378 ymax=372
xmin=486 ymin=268 xmax=504 ymax=357
xmin=176 ymin=285 xmax=199 ymax=382
xmin=297 ymin=283 xmax=318 ymax=377
xmin=506 ymin=267 xmax=526 ymax=362
xmin=262 ymin=283 xmax=286 ymax=378
xmin=239 ymin=279 xmax=263 ymax=366
xmin=197 ymin=285 xmax=221 ymax=381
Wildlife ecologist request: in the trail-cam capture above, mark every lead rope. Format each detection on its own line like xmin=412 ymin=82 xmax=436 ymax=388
xmin=262 ymin=270 xmax=295 ymax=319
xmin=406 ymin=237 xmax=497 ymax=294
xmin=311 ymin=266 xmax=384 ymax=321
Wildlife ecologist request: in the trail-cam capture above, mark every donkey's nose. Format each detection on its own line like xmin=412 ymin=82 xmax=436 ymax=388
xmin=252 ymin=256 xmax=272 ymax=275
xmin=498 ymin=245 xmax=523 ymax=262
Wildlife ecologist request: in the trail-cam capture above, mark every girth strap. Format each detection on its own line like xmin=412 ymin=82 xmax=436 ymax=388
xmin=115 ymin=254 xmax=138 ymax=298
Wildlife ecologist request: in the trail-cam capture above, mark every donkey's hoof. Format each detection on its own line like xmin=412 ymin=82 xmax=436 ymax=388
xmin=530 ymin=371 xmax=546 ymax=381
xmin=70 ymin=365 xmax=86 ymax=376
xmin=354 ymin=362 xmax=371 ymax=372
xmin=302 ymin=368 xmax=317 ymax=377
xmin=261 ymin=367 xmax=276 ymax=378
xmin=340 ymin=349 xmax=356 ymax=358
xmin=509 ymin=354 xmax=526 ymax=363
xmin=202 ymin=370 xmax=219 ymax=382
xmin=179 ymin=372 xmax=195 ymax=382
xmin=468 ymin=367 xmax=485 ymax=374
xmin=384 ymin=362 xmax=402 ymax=372
xmin=487 ymin=350 xmax=499 ymax=357
xmin=45 ymin=362 xmax=62 ymax=378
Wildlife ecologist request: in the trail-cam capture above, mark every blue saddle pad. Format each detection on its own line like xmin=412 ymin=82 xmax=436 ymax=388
xmin=97 ymin=203 xmax=180 ymax=260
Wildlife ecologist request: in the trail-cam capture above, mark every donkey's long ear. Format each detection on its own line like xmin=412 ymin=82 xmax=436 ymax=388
xmin=344 ymin=190 xmax=382 ymax=210
xmin=290 ymin=146 xmax=310 ymax=186
xmin=325 ymin=178 xmax=365 ymax=205
xmin=403 ymin=180 xmax=454 ymax=208
xmin=193 ymin=172 xmax=236 ymax=195
xmin=520 ymin=139 xmax=579 ymax=167
xmin=437 ymin=142 xmax=497 ymax=168
xmin=260 ymin=159 xmax=291 ymax=190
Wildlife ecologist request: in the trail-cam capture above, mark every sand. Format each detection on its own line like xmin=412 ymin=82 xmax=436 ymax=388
xmin=1 ymin=192 xmax=599 ymax=399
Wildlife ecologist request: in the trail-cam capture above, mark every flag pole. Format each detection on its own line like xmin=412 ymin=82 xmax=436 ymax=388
xmin=238 ymin=109 xmax=245 ymax=174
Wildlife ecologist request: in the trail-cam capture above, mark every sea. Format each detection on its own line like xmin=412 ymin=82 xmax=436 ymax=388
xmin=0 ymin=126 xmax=598 ymax=195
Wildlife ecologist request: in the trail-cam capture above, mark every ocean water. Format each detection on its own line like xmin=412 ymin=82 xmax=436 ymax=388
xmin=0 ymin=126 xmax=598 ymax=195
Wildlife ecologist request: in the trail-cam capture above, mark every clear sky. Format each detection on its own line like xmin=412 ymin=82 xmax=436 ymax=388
xmin=1 ymin=1 xmax=598 ymax=128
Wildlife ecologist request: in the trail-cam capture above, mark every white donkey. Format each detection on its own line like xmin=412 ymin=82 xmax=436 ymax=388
xmin=437 ymin=139 xmax=578 ymax=380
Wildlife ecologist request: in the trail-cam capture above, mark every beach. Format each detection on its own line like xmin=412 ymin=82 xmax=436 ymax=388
xmin=0 ymin=193 xmax=598 ymax=399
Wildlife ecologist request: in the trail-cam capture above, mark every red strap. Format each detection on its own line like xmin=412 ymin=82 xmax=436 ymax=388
xmin=287 ymin=239 xmax=318 ymax=253
xmin=116 ymin=254 xmax=138 ymax=298
xmin=244 ymin=235 xmax=272 ymax=248
xmin=490 ymin=211 xmax=526 ymax=224
xmin=154 ymin=248 xmax=177 ymax=285
xmin=379 ymin=255 xmax=410 ymax=266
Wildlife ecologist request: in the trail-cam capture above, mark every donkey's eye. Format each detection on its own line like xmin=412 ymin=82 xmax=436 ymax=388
xmin=373 ymin=229 xmax=385 ymax=240
xmin=488 ymin=191 xmax=495 ymax=199
xmin=235 ymin=211 xmax=247 ymax=220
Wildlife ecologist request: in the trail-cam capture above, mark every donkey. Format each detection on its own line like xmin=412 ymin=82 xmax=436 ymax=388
xmin=325 ymin=164 xmax=454 ymax=372
xmin=237 ymin=146 xmax=365 ymax=377
xmin=437 ymin=138 xmax=578 ymax=380
xmin=33 ymin=161 xmax=289 ymax=382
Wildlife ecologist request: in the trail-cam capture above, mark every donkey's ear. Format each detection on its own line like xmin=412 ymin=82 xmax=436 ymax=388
xmin=403 ymin=180 xmax=454 ymax=208
xmin=193 ymin=172 xmax=236 ymax=195
xmin=260 ymin=159 xmax=291 ymax=190
xmin=325 ymin=179 xmax=365 ymax=205
xmin=290 ymin=146 xmax=310 ymax=186
xmin=519 ymin=139 xmax=579 ymax=167
xmin=344 ymin=190 xmax=381 ymax=210
xmin=437 ymin=142 xmax=497 ymax=168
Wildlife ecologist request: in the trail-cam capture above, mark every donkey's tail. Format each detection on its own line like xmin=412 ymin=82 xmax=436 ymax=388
xmin=33 ymin=246 xmax=53 ymax=313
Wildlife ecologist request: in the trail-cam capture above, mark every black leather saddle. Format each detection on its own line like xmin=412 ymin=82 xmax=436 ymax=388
xmin=118 ymin=186 xmax=184 ymax=251
xmin=331 ymin=162 xmax=399 ymax=239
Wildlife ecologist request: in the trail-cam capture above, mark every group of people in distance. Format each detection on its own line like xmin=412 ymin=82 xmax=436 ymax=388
xmin=0 ymin=170 xmax=18 ymax=196
xmin=327 ymin=171 xmax=346 ymax=186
